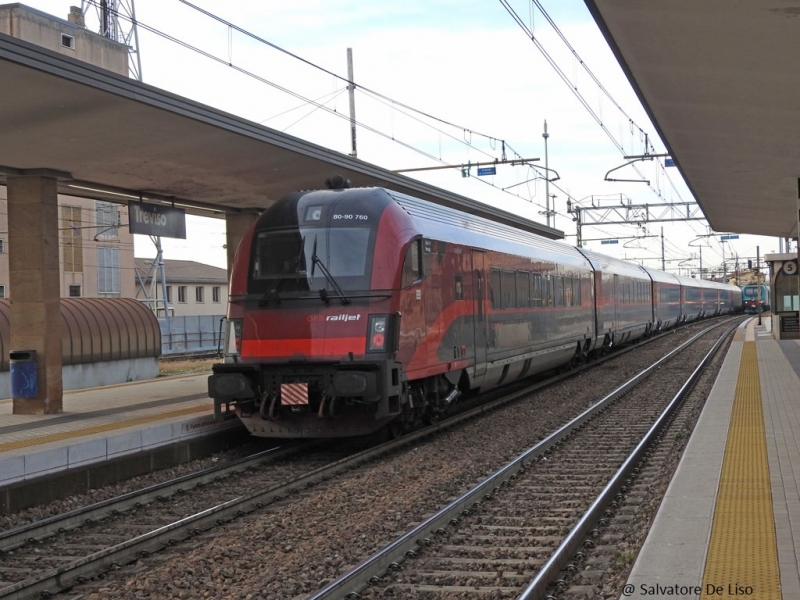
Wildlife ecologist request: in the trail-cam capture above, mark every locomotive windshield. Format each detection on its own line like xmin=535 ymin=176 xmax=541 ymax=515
xmin=743 ymin=287 xmax=759 ymax=297
xmin=251 ymin=226 xmax=373 ymax=295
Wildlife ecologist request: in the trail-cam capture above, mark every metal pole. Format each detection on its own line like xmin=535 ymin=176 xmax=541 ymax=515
xmin=757 ymin=245 xmax=762 ymax=326
xmin=661 ymin=227 xmax=665 ymax=271
xmin=699 ymin=246 xmax=703 ymax=279
xmin=796 ymin=183 xmax=800 ymax=319
xmin=543 ymin=120 xmax=550 ymax=228
xmin=128 ymin=0 xmax=143 ymax=81
xmin=347 ymin=48 xmax=357 ymax=159
xmin=155 ymin=236 xmax=170 ymax=346
xmin=757 ymin=246 xmax=761 ymax=280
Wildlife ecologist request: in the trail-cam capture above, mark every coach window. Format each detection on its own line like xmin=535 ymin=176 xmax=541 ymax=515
xmin=531 ymin=273 xmax=542 ymax=308
xmin=544 ymin=276 xmax=553 ymax=307
xmin=573 ymin=278 xmax=582 ymax=306
xmin=454 ymin=275 xmax=463 ymax=300
xmin=564 ymin=277 xmax=573 ymax=307
xmin=401 ymin=239 xmax=422 ymax=287
xmin=516 ymin=271 xmax=530 ymax=307
xmin=502 ymin=270 xmax=516 ymax=309
xmin=490 ymin=268 xmax=501 ymax=308
xmin=554 ymin=276 xmax=564 ymax=307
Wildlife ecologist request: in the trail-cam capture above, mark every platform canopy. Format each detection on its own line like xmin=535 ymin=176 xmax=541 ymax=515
xmin=0 ymin=32 xmax=560 ymax=239
xmin=585 ymin=0 xmax=800 ymax=239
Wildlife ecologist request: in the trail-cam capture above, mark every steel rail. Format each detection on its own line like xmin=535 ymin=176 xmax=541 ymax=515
xmin=0 ymin=443 xmax=310 ymax=553
xmin=306 ymin=319 xmax=734 ymax=599
xmin=517 ymin=322 xmax=737 ymax=599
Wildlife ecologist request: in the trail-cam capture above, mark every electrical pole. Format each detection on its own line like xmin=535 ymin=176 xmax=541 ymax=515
xmin=661 ymin=226 xmax=665 ymax=271
xmin=543 ymin=120 xmax=550 ymax=228
xmin=699 ymin=246 xmax=703 ymax=279
xmin=347 ymin=48 xmax=357 ymax=158
xmin=757 ymin=245 xmax=762 ymax=325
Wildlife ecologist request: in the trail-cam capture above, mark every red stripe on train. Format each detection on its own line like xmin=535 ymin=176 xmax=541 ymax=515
xmin=241 ymin=337 xmax=365 ymax=358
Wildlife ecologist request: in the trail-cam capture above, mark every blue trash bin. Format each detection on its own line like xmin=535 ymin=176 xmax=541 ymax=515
xmin=10 ymin=350 xmax=38 ymax=398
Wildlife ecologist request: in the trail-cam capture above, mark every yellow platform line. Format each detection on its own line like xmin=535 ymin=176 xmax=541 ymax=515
xmin=0 ymin=405 xmax=211 ymax=454
xmin=701 ymin=342 xmax=781 ymax=599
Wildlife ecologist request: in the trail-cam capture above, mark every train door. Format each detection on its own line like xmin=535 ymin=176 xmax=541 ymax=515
xmin=473 ymin=251 xmax=488 ymax=378
xmin=613 ymin=274 xmax=619 ymax=330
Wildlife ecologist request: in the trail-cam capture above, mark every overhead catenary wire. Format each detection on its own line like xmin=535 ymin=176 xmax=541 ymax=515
xmin=176 ymin=0 xmax=523 ymax=157
xmin=74 ymin=0 xmax=561 ymax=211
xmin=498 ymin=0 xmax=686 ymax=205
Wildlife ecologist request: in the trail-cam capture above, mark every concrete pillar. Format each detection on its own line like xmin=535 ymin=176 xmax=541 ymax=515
xmin=8 ymin=175 xmax=63 ymax=414
xmin=225 ymin=212 xmax=258 ymax=273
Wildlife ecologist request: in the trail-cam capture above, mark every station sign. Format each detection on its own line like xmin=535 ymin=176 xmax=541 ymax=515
xmin=665 ymin=157 xmax=675 ymax=167
xmin=600 ymin=239 xmax=619 ymax=245
xmin=477 ymin=166 xmax=497 ymax=176
xmin=720 ymin=235 xmax=739 ymax=241
xmin=128 ymin=201 xmax=187 ymax=239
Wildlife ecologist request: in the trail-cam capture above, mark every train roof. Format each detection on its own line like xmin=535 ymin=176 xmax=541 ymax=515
xmin=575 ymin=248 xmax=652 ymax=279
xmin=385 ymin=189 xmax=592 ymax=270
xmin=673 ymin=274 xmax=736 ymax=291
xmin=639 ymin=265 xmax=681 ymax=285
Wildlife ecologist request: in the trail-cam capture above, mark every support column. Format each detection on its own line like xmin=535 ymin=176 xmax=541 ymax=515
xmin=225 ymin=212 xmax=259 ymax=273
xmin=8 ymin=175 xmax=63 ymax=414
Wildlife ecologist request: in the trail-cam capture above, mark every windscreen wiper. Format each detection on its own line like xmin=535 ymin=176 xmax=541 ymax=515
xmin=311 ymin=235 xmax=350 ymax=305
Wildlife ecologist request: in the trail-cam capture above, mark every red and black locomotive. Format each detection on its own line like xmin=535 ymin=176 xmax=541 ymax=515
xmin=209 ymin=184 xmax=742 ymax=438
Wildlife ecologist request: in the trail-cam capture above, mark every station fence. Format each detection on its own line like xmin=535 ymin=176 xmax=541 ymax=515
xmin=159 ymin=315 xmax=226 ymax=356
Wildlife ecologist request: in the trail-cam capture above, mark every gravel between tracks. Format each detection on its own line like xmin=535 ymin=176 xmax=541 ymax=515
xmin=0 ymin=441 xmax=268 ymax=532
xmin=11 ymin=321 xmax=732 ymax=599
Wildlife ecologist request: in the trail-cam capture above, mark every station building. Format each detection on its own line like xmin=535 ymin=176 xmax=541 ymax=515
xmin=134 ymin=258 xmax=228 ymax=318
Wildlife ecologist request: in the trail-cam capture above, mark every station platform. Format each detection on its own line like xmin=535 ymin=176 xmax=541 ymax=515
xmin=0 ymin=373 xmax=241 ymax=490
xmin=624 ymin=317 xmax=800 ymax=599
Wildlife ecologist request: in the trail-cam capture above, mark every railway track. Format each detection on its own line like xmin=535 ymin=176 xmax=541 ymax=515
xmin=0 ymin=317 xmax=740 ymax=600
xmin=0 ymin=440 xmax=354 ymax=599
xmin=308 ymin=319 xmax=737 ymax=599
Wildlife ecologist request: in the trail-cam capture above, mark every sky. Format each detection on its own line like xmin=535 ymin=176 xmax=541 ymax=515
xmin=22 ymin=0 xmax=786 ymax=277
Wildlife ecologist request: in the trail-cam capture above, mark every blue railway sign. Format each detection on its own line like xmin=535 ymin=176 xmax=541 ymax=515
xmin=665 ymin=157 xmax=676 ymax=167
xmin=601 ymin=239 xmax=619 ymax=245
xmin=720 ymin=235 xmax=739 ymax=241
xmin=477 ymin=166 xmax=496 ymax=176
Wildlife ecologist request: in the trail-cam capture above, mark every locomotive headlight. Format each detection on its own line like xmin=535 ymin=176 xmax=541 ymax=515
xmin=224 ymin=318 xmax=243 ymax=359
xmin=367 ymin=315 xmax=389 ymax=352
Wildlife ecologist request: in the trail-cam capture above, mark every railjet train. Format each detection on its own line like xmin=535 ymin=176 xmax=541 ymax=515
xmin=209 ymin=184 xmax=742 ymax=438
